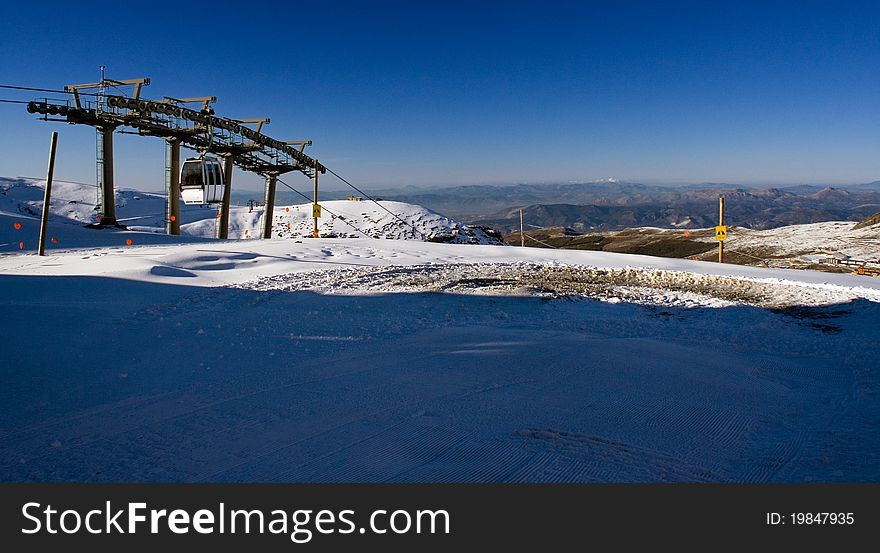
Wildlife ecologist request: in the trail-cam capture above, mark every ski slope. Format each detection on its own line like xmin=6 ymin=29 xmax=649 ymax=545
xmin=2 ymin=236 xmax=879 ymax=483
xmin=1 ymin=178 xmax=879 ymax=483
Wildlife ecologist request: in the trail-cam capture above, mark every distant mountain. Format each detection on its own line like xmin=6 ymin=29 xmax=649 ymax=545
xmin=779 ymin=184 xmax=826 ymax=194
xmin=380 ymin=180 xmax=880 ymax=228
xmin=848 ymin=180 xmax=880 ymax=192
xmin=381 ymin=181 xmax=658 ymax=219
xmin=467 ymin=185 xmax=880 ymax=233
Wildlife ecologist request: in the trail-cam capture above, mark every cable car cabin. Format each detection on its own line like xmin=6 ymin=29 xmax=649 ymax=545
xmin=180 ymin=157 xmax=225 ymax=205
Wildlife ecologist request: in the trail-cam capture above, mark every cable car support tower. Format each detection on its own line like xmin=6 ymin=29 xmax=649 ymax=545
xmin=26 ymin=73 xmax=325 ymax=239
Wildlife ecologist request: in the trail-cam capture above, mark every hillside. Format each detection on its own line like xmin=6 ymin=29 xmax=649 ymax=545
xmin=854 ymin=210 xmax=880 ymax=229
xmin=0 ymin=177 xmax=503 ymax=252
xmin=172 ymin=200 xmax=504 ymax=244
xmin=505 ymin=219 xmax=880 ymax=273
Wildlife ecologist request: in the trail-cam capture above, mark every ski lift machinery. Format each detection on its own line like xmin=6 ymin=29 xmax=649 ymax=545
xmin=179 ymin=154 xmax=225 ymax=205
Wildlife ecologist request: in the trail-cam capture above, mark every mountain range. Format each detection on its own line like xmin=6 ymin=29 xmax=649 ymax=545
xmin=379 ymin=181 xmax=880 ymax=233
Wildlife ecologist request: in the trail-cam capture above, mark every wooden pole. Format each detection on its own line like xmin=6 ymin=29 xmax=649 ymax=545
xmin=261 ymin=173 xmax=277 ymax=239
xmin=519 ymin=208 xmax=525 ymax=247
xmin=718 ymin=195 xmax=724 ymax=264
xmin=165 ymin=138 xmax=180 ymax=235
xmin=217 ymin=154 xmax=234 ymax=239
xmin=313 ymin=159 xmax=319 ymax=238
xmin=38 ymin=132 xmax=59 ymax=256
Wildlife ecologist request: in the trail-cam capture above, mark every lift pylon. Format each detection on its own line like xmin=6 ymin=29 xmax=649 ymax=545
xmin=28 ymin=74 xmax=325 ymax=237
xmin=64 ymin=76 xmax=151 ymax=227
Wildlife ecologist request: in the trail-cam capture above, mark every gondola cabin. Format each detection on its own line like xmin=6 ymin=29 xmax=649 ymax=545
xmin=180 ymin=156 xmax=225 ymax=205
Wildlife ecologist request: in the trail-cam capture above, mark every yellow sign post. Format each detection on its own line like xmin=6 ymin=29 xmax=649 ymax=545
xmin=312 ymin=159 xmax=320 ymax=238
xmin=717 ymin=196 xmax=725 ymax=263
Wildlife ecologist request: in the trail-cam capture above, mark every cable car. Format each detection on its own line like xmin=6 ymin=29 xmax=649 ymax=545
xmin=180 ymin=155 xmax=225 ymax=205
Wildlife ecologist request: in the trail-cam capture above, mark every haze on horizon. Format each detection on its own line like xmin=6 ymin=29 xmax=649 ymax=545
xmin=0 ymin=1 xmax=878 ymax=193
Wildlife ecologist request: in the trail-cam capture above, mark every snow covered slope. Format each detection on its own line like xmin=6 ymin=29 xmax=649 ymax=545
xmin=177 ymin=200 xmax=504 ymax=244
xmin=0 ymin=177 xmax=220 ymax=251
xmin=0 ymin=177 xmax=502 ymax=251
xmin=0 ymin=176 xmax=221 ymax=228
xmin=2 ymin=177 xmax=879 ymax=484
xmin=1 ymin=238 xmax=879 ymax=483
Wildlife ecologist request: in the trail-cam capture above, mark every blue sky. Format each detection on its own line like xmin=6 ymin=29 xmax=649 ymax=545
xmin=1 ymin=0 xmax=878 ymax=191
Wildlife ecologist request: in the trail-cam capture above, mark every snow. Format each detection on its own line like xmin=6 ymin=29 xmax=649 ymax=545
xmin=1 ymin=177 xmax=502 ymax=253
xmin=1 ymin=177 xmax=879 ymax=483
xmin=178 ymin=200 xmax=504 ymax=244
xmin=2 ymin=236 xmax=878 ymax=305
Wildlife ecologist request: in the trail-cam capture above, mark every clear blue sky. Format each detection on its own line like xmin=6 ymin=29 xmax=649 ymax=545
xmin=1 ymin=0 xmax=878 ymax=191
